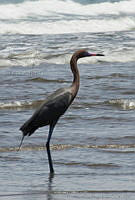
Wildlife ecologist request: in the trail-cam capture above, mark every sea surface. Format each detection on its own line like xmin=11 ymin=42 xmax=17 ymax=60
xmin=0 ymin=0 xmax=135 ymax=199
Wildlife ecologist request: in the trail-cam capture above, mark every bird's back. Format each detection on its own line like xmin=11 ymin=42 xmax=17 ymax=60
xmin=20 ymin=87 xmax=73 ymax=136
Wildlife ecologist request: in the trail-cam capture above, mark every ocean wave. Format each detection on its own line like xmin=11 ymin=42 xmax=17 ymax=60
xmin=2 ymin=98 xmax=135 ymax=111
xmin=0 ymin=0 xmax=134 ymax=20
xmin=0 ymin=50 xmax=43 ymax=67
xmin=0 ymin=16 xmax=134 ymax=35
xmin=0 ymin=51 xmax=105 ymax=67
xmin=1 ymin=143 xmax=135 ymax=153
xmin=1 ymin=49 xmax=135 ymax=68
xmin=107 ymin=99 xmax=135 ymax=110
xmin=0 ymin=100 xmax=43 ymax=110
xmin=0 ymin=0 xmax=134 ymax=34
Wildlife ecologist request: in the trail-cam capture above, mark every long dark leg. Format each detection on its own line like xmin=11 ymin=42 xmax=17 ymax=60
xmin=46 ymin=121 xmax=56 ymax=174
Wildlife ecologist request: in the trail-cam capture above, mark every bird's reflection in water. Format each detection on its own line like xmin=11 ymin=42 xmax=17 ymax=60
xmin=47 ymin=173 xmax=55 ymax=200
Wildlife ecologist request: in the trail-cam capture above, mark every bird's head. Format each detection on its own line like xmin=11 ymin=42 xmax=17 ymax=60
xmin=75 ymin=49 xmax=104 ymax=59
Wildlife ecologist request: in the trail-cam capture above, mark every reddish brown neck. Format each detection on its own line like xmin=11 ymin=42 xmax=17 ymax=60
xmin=70 ymin=54 xmax=80 ymax=97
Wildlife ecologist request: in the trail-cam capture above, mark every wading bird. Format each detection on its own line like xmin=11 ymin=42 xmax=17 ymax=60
xmin=19 ymin=49 xmax=104 ymax=174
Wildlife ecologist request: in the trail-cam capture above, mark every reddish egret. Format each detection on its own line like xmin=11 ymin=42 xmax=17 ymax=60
xmin=19 ymin=49 xmax=104 ymax=174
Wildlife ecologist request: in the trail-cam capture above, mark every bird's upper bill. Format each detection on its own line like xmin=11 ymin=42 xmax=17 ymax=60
xmin=89 ymin=53 xmax=104 ymax=56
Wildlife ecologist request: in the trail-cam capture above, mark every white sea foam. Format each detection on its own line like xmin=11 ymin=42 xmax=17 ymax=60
xmin=0 ymin=47 xmax=135 ymax=67
xmin=103 ymin=49 xmax=135 ymax=63
xmin=2 ymin=99 xmax=135 ymax=110
xmin=0 ymin=98 xmax=45 ymax=109
xmin=0 ymin=0 xmax=134 ymax=34
xmin=108 ymin=99 xmax=135 ymax=110
xmin=0 ymin=100 xmax=35 ymax=110
xmin=0 ymin=0 xmax=134 ymax=19
xmin=0 ymin=16 xmax=134 ymax=35
xmin=0 ymin=101 xmax=24 ymax=109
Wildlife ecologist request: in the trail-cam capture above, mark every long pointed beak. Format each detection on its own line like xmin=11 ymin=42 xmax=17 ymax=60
xmin=90 ymin=53 xmax=104 ymax=56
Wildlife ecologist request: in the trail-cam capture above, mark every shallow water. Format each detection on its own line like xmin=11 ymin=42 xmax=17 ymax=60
xmin=0 ymin=0 xmax=135 ymax=199
xmin=1 ymin=61 xmax=135 ymax=199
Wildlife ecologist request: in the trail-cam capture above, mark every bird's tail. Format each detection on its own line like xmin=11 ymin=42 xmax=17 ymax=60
xmin=18 ymin=119 xmax=37 ymax=151
xmin=18 ymin=134 xmax=25 ymax=151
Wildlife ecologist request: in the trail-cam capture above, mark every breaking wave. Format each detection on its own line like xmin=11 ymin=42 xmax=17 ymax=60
xmin=0 ymin=100 xmax=43 ymax=110
xmin=107 ymin=99 xmax=135 ymax=110
xmin=0 ymin=0 xmax=134 ymax=34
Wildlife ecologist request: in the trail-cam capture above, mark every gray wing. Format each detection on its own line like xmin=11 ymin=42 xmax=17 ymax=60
xmin=20 ymin=88 xmax=73 ymax=136
xmin=35 ymin=90 xmax=72 ymax=125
